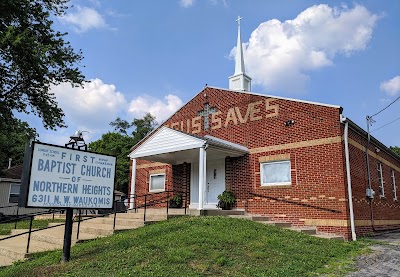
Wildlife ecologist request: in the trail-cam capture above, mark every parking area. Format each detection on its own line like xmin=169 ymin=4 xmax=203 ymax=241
xmin=346 ymin=231 xmax=400 ymax=277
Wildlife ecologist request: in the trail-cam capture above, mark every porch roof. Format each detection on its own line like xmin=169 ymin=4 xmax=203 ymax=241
xmin=128 ymin=127 xmax=248 ymax=164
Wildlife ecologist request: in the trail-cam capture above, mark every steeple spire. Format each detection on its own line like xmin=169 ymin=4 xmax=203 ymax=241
xmin=234 ymin=16 xmax=245 ymax=75
xmin=229 ymin=16 xmax=251 ymax=91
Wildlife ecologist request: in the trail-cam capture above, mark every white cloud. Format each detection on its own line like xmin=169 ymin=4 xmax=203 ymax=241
xmin=50 ymin=78 xmax=127 ymax=134
xmin=380 ymin=76 xmax=400 ymax=97
xmin=128 ymin=94 xmax=183 ymax=122
xmin=35 ymin=80 xmax=183 ymax=144
xmin=180 ymin=0 xmax=195 ymax=8
xmin=236 ymin=4 xmax=379 ymax=93
xmin=59 ymin=6 xmax=108 ymax=33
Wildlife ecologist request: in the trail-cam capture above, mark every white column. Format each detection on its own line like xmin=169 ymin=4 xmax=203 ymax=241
xmin=129 ymin=159 xmax=136 ymax=210
xmin=203 ymin=146 xmax=207 ymax=205
xmin=198 ymin=147 xmax=206 ymax=210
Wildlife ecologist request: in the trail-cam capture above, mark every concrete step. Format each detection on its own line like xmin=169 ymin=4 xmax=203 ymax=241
xmin=113 ymin=213 xmax=167 ymax=221
xmin=228 ymin=215 xmax=253 ymax=220
xmin=83 ymin=216 xmax=142 ymax=226
xmin=260 ymin=221 xmax=292 ymax=228
xmin=47 ymin=217 xmax=144 ymax=228
xmin=311 ymin=234 xmax=344 ymax=241
xmin=127 ymin=208 xmax=187 ymax=215
xmin=287 ymin=227 xmax=317 ymax=235
xmin=8 ymin=226 xmax=99 ymax=246
xmin=0 ymin=255 xmax=16 ymax=267
xmin=29 ymin=225 xmax=100 ymax=245
xmin=0 ymin=233 xmax=60 ymax=261
xmin=190 ymin=209 xmax=246 ymax=216
xmin=251 ymin=216 xmax=271 ymax=222
xmin=78 ymin=222 xmax=143 ymax=236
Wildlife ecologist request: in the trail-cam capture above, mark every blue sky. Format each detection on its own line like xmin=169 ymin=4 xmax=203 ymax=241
xmin=24 ymin=0 xmax=400 ymax=148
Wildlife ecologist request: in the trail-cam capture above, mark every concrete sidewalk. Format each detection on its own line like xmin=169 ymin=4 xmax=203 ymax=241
xmin=346 ymin=231 xmax=400 ymax=277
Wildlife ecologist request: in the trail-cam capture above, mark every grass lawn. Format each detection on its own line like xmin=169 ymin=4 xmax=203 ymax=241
xmin=0 ymin=219 xmax=65 ymax=235
xmin=0 ymin=216 xmax=370 ymax=276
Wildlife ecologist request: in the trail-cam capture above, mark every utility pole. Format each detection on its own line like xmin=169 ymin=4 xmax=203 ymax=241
xmin=365 ymin=115 xmax=375 ymax=196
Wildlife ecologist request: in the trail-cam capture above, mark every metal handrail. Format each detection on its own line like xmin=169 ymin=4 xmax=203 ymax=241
xmin=0 ymin=204 xmax=23 ymax=210
xmin=124 ymin=190 xmax=188 ymax=222
xmin=0 ymin=209 xmax=65 ymax=225
xmin=0 ymin=189 xmax=190 ymax=255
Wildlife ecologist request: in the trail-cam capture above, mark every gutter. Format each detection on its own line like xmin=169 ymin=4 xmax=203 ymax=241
xmin=341 ymin=115 xmax=357 ymax=241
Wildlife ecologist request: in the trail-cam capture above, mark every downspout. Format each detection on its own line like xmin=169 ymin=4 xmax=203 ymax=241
xmin=341 ymin=115 xmax=357 ymax=241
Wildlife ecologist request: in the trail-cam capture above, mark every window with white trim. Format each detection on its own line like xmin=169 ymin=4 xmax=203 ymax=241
xmin=260 ymin=160 xmax=291 ymax=186
xmin=9 ymin=183 xmax=20 ymax=203
xmin=377 ymin=162 xmax=384 ymax=197
xmin=149 ymin=174 xmax=165 ymax=192
xmin=391 ymin=169 xmax=397 ymax=201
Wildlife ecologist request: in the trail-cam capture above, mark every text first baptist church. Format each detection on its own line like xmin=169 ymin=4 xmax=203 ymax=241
xmin=128 ymin=18 xmax=400 ymax=240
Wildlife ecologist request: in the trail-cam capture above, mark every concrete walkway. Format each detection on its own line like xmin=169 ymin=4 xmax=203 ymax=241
xmin=346 ymin=230 xmax=400 ymax=277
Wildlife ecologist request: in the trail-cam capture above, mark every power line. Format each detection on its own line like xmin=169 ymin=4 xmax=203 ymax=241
xmin=371 ymin=117 xmax=400 ymax=132
xmin=371 ymin=95 xmax=400 ymax=118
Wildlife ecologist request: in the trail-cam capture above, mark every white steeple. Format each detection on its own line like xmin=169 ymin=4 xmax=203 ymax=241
xmin=229 ymin=16 xmax=252 ymax=91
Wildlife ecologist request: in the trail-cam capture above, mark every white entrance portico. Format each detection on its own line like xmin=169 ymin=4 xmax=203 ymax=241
xmin=128 ymin=127 xmax=248 ymax=210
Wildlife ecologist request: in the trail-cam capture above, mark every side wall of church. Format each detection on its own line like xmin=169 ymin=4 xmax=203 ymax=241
xmin=347 ymin=125 xmax=400 ymax=237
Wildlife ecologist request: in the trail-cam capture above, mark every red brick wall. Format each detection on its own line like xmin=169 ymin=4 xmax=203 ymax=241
xmin=347 ymin=125 xmax=400 ymax=236
xmin=164 ymin=87 xmax=341 ymax=147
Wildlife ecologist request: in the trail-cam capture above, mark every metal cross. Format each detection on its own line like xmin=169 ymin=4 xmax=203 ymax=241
xmin=198 ymin=103 xmax=217 ymax=130
xmin=236 ymin=16 xmax=243 ymax=27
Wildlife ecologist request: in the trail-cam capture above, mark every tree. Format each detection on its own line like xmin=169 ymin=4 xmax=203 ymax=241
xmin=0 ymin=118 xmax=37 ymax=173
xmin=89 ymin=114 xmax=158 ymax=193
xmin=0 ymin=0 xmax=85 ymax=130
xmin=110 ymin=113 xmax=157 ymax=141
xmin=390 ymin=146 xmax=400 ymax=156
xmin=89 ymin=133 xmax=135 ymax=194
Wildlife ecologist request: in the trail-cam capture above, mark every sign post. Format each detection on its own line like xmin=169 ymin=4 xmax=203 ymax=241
xmin=62 ymin=132 xmax=87 ymax=263
xmin=19 ymin=131 xmax=116 ymax=263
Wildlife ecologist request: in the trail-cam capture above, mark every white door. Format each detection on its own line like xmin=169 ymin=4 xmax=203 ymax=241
xmin=206 ymin=159 xmax=225 ymax=204
xmin=189 ymin=159 xmax=226 ymax=209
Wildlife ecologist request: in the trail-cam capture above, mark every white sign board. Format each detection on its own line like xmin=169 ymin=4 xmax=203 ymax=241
xmin=26 ymin=142 xmax=116 ymax=209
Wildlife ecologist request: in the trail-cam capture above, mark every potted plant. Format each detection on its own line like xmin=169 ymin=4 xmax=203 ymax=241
xmin=169 ymin=194 xmax=182 ymax=208
xmin=216 ymin=190 xmax=236 ymax=210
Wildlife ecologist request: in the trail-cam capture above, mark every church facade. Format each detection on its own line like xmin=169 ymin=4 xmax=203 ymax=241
xmin=128 ymin=18 xmax=400 ymax=240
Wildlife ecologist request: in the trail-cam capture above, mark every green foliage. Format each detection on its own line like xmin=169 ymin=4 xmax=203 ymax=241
xmin=169 ymin=194 xmax=182 ymax=208
xmin=0 ymin=0 xmax=85 ymax=130
xmin=217 ymin=190 xmax=236 ymax=209
xmin=110 ymin=113 xmax=157 ymax=141
xmin=131 ymin=113 xmax=157 ymax=142
xmin=0 ymin=118 xmax=37 ymax=173
xmin=390 ymin=146 xmax=400 ymax=156
xmin=0 ymin=217 xmax=370 ymax=276
xmin=89 ymin=113 xmax=157 ymax=193
xmin=89 ymin=133 xmax=134 ymax=194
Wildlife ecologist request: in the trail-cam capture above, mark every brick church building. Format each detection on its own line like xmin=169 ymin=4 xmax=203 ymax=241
xmin=128 ymin=18 xmax=400 ymax=240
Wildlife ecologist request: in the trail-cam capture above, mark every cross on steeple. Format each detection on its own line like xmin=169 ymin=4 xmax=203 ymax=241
xmin=236 ymin=16 xmax=243 ymax=27
xmin=198 ymin=103 xmax=216 ymax=130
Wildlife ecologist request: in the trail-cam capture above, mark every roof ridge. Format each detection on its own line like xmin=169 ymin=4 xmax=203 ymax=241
xmin=206 ymin=85 xmax=341 ymax=109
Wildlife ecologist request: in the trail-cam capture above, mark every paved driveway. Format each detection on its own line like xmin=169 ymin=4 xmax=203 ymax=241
xmin=346 ymin=231 xmax=400 ymax=277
